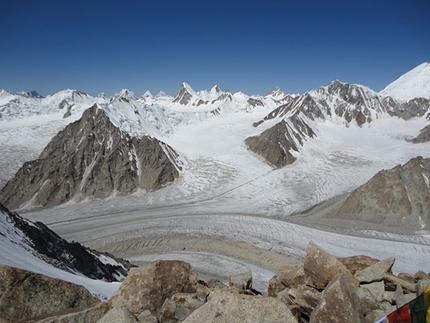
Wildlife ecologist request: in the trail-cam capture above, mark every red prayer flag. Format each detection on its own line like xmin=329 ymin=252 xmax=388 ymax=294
xmin=386 ymin=303 xmax=411 ymax=323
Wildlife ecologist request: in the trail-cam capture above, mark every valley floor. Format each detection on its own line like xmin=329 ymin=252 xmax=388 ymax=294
xmin=25 ymin=192 xmax=430 ymax=292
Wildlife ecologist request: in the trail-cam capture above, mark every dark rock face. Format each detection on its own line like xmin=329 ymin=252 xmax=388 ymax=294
xmin=0 ymin=265 xmax=99 ymax=323
xmin=0 ymin=105 xmax=179 ymax=210
xmin=172 ymin=84 xmax=193 ymax=105
xmin=1 ymin=203 xmax=131 ymax=281
xmin=245 ymin=116 xmax=315 ymax=168
xmin=327 ymin=157 xmax=430 ymax=229
xmin=412 ymin=124 xmax=430 ymax=143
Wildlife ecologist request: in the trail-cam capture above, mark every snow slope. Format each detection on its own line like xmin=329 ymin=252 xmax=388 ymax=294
xmin=0 ymin=206 xmax=120 ymax=300
xmin=380 ymin=62 xmax=430 ymax=100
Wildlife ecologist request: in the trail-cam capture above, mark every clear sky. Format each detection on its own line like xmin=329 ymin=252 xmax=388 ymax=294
xmin=1 ymin=0 xmax=429 ymax=97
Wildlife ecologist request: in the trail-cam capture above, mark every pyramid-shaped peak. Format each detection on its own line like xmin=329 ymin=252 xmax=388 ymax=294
xmin=142 ymin=90 xmax=153 ymax=98
xmin=210 ymin=85 xmax=221 ymax=93
xmin=266 ymin=86 xmax=284 ymax=97
xmin=116 ymin=88 xmax=136 ymax=99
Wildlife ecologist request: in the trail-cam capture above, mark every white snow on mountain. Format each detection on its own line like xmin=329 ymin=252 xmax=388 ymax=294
xmin=0 ymin=206 xmax=120 ymax=300
xmin=380 ymin=62 xmax=430 ymax=100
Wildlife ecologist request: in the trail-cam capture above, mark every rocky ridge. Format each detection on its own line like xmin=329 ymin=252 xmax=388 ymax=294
xmin=4 ymin=242 xmax=429 ymax=323
xmin=327 ymin=156 xmax=430 ymax=229
xmin=246 ymin=81 xmax=430 ymax=168
xmin=0 ymin=203 xmax=131 ymax=282
xmin=0 ymin=105 xmax=180 ymax=210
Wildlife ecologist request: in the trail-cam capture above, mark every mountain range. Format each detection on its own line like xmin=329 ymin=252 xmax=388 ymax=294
xmin=1 ymin=63 xmax=430 ymax=216
xmin=1 ymin=63 xmax=430 ymax=320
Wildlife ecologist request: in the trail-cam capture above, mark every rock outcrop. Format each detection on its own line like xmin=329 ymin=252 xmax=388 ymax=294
xmin=326 ymin=156 xmax=430 ymax=229
xmin=109 ymin=260 xmax=199 ymax=316
xmin=0 ymin=105 xmax=180 ymax=210
xmin=412 ymin=124 xmax=430 ymax=143
xmin=1 ymin=203 xmax=131 ymax=281
xmin=0 ymin=266 xmax=100 ymax=323
xmin=245 ymin=116 xmax=315 ymax=168
xmin=183 ymin=290 xmax=298 ymax=323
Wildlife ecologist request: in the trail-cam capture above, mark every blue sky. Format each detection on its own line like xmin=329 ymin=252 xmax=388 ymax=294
xmin=1 ymin=0 xmax=429 ymax=96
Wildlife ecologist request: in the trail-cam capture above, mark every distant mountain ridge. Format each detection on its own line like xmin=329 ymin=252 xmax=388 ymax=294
xmin=245 ymin=80 xmax=430 ymax=168
xmin=1 ymin=62 xmax=430 ymax=211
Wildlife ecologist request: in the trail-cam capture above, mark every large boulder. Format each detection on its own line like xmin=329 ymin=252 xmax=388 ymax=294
xmin=338 ymin=255 xmax=379 ymax=275
xmin=0 ymin=266 xmax=99 ymax=323
xmin=310 ymin=274 xmax=363 ymax=323
xmin=355 ymin=257 xmax=395 ymax=283
xmin=182 ymin=290 xmax=298 ymax=323
xmin=268 ymin=263 xmax=306 ymax=296
xmin=109 ymin=260 xmax=198 ymax=316
xmin=277 ymin=286 xmax=322 ymax=320
xmin=304 ymin=241 xmax=358 ymax=290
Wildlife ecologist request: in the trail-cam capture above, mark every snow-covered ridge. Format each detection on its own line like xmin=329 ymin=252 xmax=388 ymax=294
xmin=380 ymin=62 xmax=430 ymax=100
xmin=0 ymin=203 xmax=123 ymax=299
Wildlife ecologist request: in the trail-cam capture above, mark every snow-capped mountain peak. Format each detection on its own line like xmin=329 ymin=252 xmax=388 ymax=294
xmin=379 ymin=62 xmax=430 ymax=100
xmin=14 ymin=90 xmax=44 ymax=99
xmin=115 ymin=88 xmax=136 ymax=100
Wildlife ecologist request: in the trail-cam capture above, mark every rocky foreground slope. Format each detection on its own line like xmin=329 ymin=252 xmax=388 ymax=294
xmin=0 ymin=105 xmax=180 ymax=210
xmin=2 ymin=242 xmax=429 ymax=323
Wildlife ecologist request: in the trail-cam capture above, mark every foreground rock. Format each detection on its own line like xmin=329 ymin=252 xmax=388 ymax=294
xmin=0 ymin=266 xmax=99 ymax=323
xmin=109 ymin=260 xmax=198 ymax=316
xmin=2 ymin=244 xmax=429 ymax=322
xmin=304 ymin=241 xmax=358 ymax=289
xmin=0 ymin=105 xmax=180 ymax=210
xmin=183 ymin=290 xmax=298 ymax=323
xmin=310 ymin=274 xmax=363 ymax=323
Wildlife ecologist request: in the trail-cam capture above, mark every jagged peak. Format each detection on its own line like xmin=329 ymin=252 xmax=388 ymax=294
xmin=115 ymin=88 xmax=136 ymax=99
xmin=142 ymin=90 xmax=153 ymax=98
xmin=210 ymin=85 xmax=221 ymax=94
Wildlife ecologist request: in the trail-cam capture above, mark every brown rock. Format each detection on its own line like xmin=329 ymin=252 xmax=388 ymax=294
xmin=229 ymin=270 xmax=252 ymax=290
xmin=304 ymin=241 xmax=358 ymax=290
xmin=137 ymin=310 xmax=158 ymax=323
xmin=29 ymin=303 xmax=109 ymax=323
xmin=327 ymin=157 xmax=430 ymax=230
xmin=383 ymin=272 xmax=416 ymax=293
xmin=182 ymin=290 xmax=298 ymax=323
xmin=338 ymin=255 xmax=379 ymax=275
xmin=97 ymin=306 xmax=139 ymax=323
xmin=355 ymin=257 xmax=395 ymax=283
xmin=157 ymin=289 xmax=208 ymax=323
xmin=109 ymin=260 xmax=198 ymax=316
xmin=0 ymin=266 xmax=99 ymax=323
xmin=268 ymin=263 xmax=306 ymax=297
xmin=310 ymin=274 xmax=363 ymax=323
xmin=277 ymin=286 xmax=322 ymax=319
